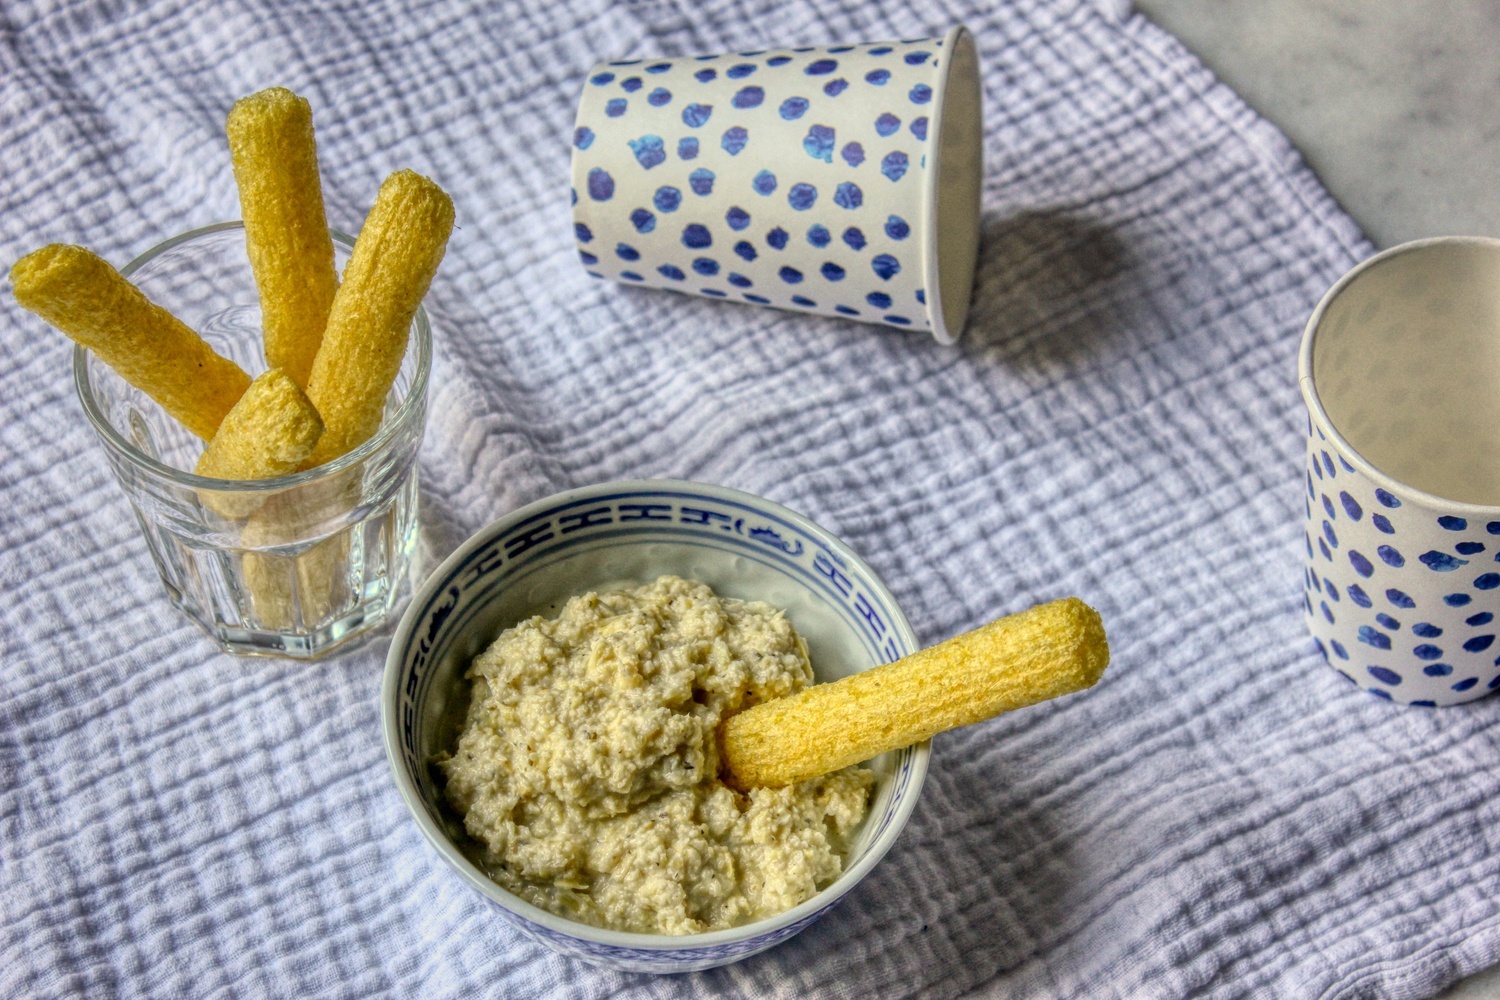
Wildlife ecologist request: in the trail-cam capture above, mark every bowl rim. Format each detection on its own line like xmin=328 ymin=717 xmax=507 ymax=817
xmin=381 ymin=478 xmax=930 ymax=952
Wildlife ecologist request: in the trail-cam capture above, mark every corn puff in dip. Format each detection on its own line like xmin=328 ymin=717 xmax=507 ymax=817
xmin=722 ymin=597 xmax=1110 ymax=789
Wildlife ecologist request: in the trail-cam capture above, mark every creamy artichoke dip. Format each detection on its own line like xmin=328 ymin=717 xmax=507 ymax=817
xmin=438 ymin=575 xmax=873 ymax=935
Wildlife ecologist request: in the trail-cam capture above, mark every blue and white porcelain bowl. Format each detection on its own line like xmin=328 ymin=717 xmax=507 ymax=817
xmin=381 ymin=480 xmax=929 ymax=972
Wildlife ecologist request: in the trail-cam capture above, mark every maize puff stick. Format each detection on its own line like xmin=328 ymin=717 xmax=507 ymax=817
xmin=10 ymin=244 xmax=250 ymax=440
xmin=304 ymin=168 xmax=453 ymax=467
xmin=720 ymin=597 xmax=1109 ymax=789
xmin=241 ymin=495 xmax=350 ymax=631
xmin=227 ymin=87 xmax=337 ymax=388
xmin=196 ymin=368 xmax=324 ymax=482
xmin=194 ymin=369 xmax=324 ymax=519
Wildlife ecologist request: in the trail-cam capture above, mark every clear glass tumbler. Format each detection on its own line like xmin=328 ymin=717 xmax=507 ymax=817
xmin=73 ymin=222 xmax=430 ymax=659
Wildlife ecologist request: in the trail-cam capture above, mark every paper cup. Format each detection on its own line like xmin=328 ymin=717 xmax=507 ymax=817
xmin=570 ymin=26 xmax=982 ymax=343
xmin=1300 ymin=237 xmax=1500 ymax=705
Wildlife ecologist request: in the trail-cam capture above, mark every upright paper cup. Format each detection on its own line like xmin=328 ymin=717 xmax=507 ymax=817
xmin=1300 ymin=237 xmax=1500 ymax=705
xmin=570 ymin=27 xmax=983 ymax=343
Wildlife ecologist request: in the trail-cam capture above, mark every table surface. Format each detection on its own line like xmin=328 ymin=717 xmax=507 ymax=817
xmin=1132 ymin=2 xmax=1500 ymax=995
xmin=1133 ymin=0 xmax=1500 ymax=251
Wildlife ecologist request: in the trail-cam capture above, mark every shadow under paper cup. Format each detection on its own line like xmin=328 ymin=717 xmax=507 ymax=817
xmin=570 ymin=26 xmax=982 ymax=343
xmin=1299 ymin=236 xmax=1500 ymax=705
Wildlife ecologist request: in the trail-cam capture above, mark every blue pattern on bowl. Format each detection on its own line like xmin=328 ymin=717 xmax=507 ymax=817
xmin=382 ymin=480 xmax=928 ymax=972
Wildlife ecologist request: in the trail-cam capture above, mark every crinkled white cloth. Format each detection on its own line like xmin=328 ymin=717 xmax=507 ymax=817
xmin=3 ymin=1 xmax=1496 ymax=997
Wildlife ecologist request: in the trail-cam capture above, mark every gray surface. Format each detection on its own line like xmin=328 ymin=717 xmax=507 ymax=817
xmin=1133 ymin=3 xmax=1500 ymax=996
xmin=1134 ymin=0 xmax=1500 ymax=250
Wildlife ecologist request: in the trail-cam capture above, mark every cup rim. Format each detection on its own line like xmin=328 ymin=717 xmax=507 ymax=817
xmin=922 ymin=25 xmax=979 ymax=346
xmin=381 ymin=478 xmax=931 ymax=953
xmin=72 ymin=220 xmax=433 ymax=493
xmin=1297 ymin=234 xmax=1500 ymax=516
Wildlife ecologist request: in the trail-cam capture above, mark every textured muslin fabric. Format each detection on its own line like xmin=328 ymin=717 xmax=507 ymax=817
xmin=2 ymin=1 xmax=1497 ymax=997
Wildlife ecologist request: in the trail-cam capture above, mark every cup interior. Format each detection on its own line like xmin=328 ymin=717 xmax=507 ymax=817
xmin=385 ymin=482 xmax=929 ymax=958
xmin=928 ymin=26 xmax=983 ymax=343
xmin=1306 ymin=238 xmax=1500 ymax=505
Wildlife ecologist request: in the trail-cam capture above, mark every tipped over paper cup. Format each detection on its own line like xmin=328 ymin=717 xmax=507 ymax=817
xmin=570 ymin=26 xmax=983 ymax=343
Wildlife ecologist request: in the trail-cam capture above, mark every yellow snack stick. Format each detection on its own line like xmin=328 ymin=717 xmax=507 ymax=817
xmin=227 ymin=87 xmax=337 ymax=388
xmin=10 ymin=244 xmax=251 ymax=440
xmin=241 ymin=501 xmax=349 ymax=631
xmin=304 ymin=168 xmax=453 ymax=467
xmin=720 ymin=597 xmax=1110 ymax=789
xmin=194 ymin=369 xmax=324 ymax=520
xmin=195 ymin=368 xmax=324 ymax=482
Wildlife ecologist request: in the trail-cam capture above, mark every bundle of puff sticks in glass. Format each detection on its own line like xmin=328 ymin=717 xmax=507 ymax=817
xmin=11 ymin=88 xmax=455 ymax=658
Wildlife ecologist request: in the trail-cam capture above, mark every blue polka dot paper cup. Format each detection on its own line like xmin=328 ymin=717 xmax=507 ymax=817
xmin=571 ymin=27 xmax=982 ymax=343
xmin=1300 ymin=237 xmax=1500 ymax=706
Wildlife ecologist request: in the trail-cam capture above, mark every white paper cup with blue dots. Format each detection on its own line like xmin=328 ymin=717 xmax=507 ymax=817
xmin=1300 ymin=237 xmax=1500 ymax=706
xmin=570 ymin=27 xmax=982 ymax=343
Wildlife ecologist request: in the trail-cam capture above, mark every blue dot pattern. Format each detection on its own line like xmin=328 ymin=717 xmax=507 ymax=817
xmin=653 ymin=186 xmax=681 ymax=212
xmin=780 ymin=97 xmax=809 ymax=120
xmin=587 ymin=168 xmax=614 ymax=201
xmin=573 ymin=39 xmax=947 ymax=333
xmin=1302 ymin=439 xmax=1500 ymax=703
xmin=629 ymin=135 xmax=666 ymax=169
xmin=804 ymin=125 xmax=836 ymax=162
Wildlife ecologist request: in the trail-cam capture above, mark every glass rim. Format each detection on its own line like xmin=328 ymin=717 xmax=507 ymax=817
xmin=72 ymin=220 xmax=433 ymax=494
